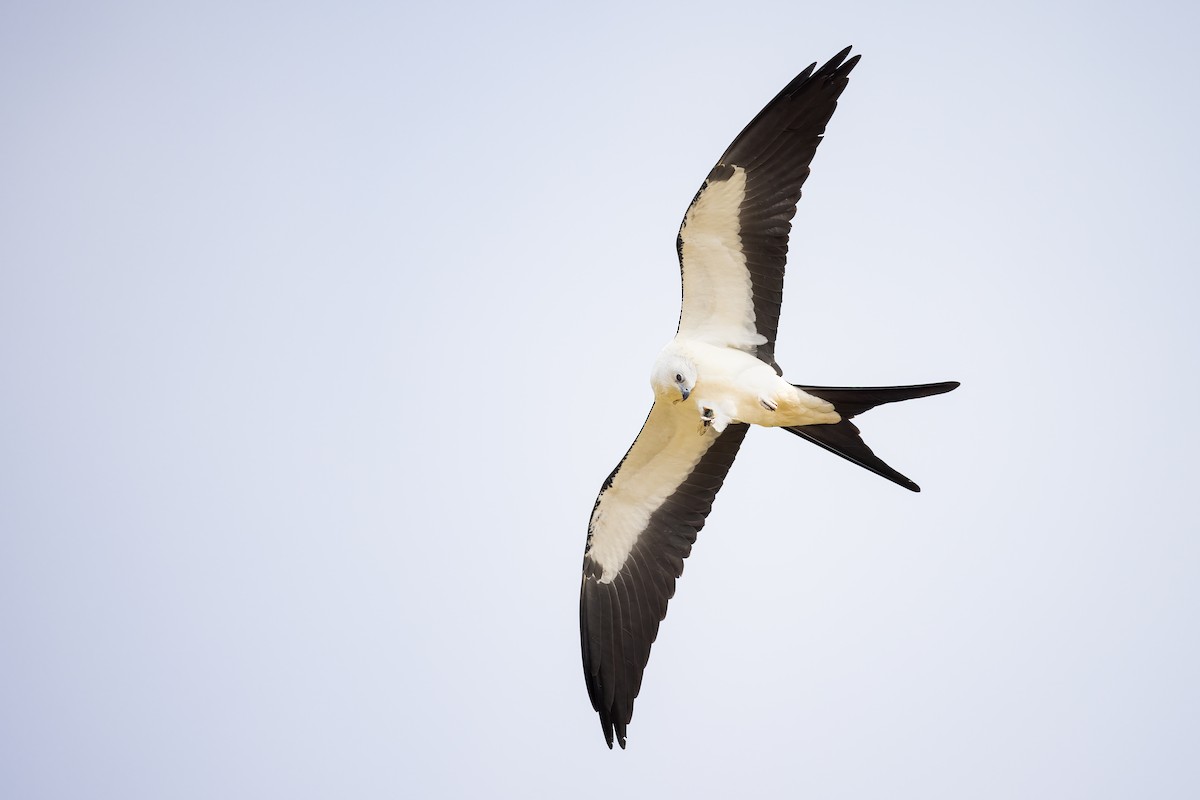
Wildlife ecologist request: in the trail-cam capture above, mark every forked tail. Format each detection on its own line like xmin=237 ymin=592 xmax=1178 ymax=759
xmin=785 ymin=381 xmax=959 ymax=492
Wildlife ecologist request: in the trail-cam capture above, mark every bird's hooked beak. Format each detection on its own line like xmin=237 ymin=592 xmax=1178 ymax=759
xmin=679 ymin=387 xmax=690 ymax=402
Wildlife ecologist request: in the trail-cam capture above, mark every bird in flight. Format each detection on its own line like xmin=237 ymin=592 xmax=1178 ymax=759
xmin=579 ymin=47 xmax=959 ymax=749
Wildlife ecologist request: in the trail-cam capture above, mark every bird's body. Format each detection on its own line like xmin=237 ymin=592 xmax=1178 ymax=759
xmin=580 ymin=47 xmax=959 ymax=749
xmin=654 ymin=340 xmax=840 ymax=432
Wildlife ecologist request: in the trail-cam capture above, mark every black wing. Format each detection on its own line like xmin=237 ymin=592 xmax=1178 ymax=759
xmin=581 ymin=402 xmax=748 ymax=749
xmin=676 ymin=47 xmax=859 ymax=372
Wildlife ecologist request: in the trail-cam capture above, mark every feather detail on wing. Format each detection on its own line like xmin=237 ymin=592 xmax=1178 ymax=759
xmin=581 ymin=402 xmax=748 ymax=749
xmin=676 ymin=47 xmax=860 ymax=373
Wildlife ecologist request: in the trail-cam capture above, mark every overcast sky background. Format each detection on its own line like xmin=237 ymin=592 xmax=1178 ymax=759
xmin=3 ymin=1 xmax=1198 ymax=797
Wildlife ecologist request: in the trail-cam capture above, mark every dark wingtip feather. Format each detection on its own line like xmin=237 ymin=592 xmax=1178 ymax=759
xmin=819 ymin=46 xmax=859 ymax=78
xmin=826 ymin=45 xmax=853 ymax=66
xmin=597 ymin=710 xmax=626 ymax=749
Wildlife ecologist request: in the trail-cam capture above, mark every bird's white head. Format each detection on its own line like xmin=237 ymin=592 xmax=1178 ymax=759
xmin=650 ymin=346 xmax=697 ymax=403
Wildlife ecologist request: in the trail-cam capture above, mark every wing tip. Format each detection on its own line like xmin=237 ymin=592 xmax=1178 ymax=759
xmin=821 ymin=45 xmax=860 ymax=77
xmin=598 ymin=712 xmax=627 ymax=749
xmin=829 ymin=44 xmax=853 ymax=63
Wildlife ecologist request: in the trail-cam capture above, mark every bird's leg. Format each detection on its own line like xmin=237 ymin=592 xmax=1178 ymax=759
xmin=698 ymin=403 xmax=731 ymax=435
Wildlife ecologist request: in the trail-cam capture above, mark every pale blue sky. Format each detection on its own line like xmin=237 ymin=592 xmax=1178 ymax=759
xmin=3 ymin=1 xmax=1198 ymax=797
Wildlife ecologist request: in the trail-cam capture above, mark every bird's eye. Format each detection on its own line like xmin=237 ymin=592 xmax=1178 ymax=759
xmin=675 ymin=373 xmax=683 ymax=383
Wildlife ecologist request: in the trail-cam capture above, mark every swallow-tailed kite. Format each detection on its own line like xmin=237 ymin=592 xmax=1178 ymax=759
xmin=579 ymin=47 xmax=959 ymax=749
